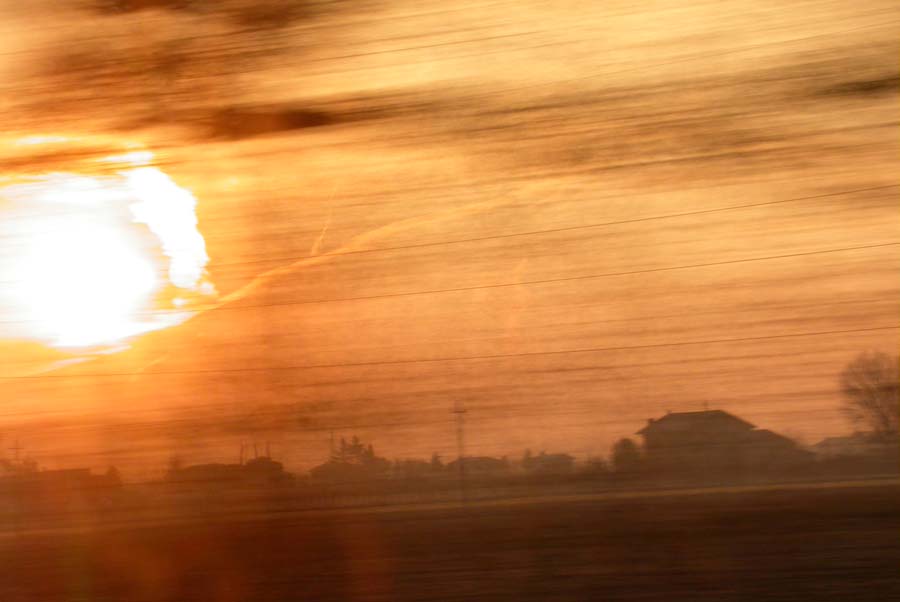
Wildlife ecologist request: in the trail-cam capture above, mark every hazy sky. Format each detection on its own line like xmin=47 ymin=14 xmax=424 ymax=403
xmin=0 ymin=0 xmax=897 ymax=477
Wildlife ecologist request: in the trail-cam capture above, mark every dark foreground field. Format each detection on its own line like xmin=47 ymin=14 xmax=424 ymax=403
xmin=2 ymin=483 xmax=898 ymax=602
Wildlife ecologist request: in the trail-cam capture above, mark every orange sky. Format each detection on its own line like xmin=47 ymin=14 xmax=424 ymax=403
xmin=0 ymin=0 xmax=897 ymax=478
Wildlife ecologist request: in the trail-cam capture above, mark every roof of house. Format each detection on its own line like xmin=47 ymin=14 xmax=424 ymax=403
xmin=637 ymin=410 xmax=755 ymax=435
xmin=813 ymin=432 xmax=882 ymax=448
xmin=742 ymin=429 xmax=797 ymax=447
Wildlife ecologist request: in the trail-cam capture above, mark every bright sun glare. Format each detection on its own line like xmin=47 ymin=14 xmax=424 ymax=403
xmin=0 ymin=136 xmax=215 ymax=348
xmin=19 ymin=224 xmax=158 ymax=347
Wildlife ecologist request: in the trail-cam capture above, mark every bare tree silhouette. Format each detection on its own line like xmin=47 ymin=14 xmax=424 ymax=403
xmin=840 ymin=351 xmax=899 ymax=439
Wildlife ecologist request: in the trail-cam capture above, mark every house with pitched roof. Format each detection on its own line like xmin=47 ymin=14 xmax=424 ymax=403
xmin=637 ymin=409 xmax=811 ymax=476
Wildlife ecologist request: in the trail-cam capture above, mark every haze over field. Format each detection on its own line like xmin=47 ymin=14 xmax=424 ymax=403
xmin=0 ymin=0 xmax=897 ymax=478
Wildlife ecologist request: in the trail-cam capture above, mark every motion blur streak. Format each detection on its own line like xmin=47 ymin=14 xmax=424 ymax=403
xmin=0 ymin=1 xmax=898 ymax=601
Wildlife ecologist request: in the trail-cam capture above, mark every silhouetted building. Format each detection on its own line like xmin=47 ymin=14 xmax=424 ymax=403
xmin=638 ymin=410 xmax=811 ymax=476
xmin=392 ymin=459 xmax=439 ymax=480
xmin=0 ymin=466 xmax=121 ymax=507
xmin=741 ymin=429 xmax=812 ymax=468
xmin=812 ymin=432 xmax=889 ymax=459
xmin=310 ymin=461 xmax=388 ymax=482
xmin=445 ymin=456 xmax=510 ymax=477
xmin=522 ymin=452 xmax=575 ymax=475
xmin=242 ymin=456 xmax=290 ymax=483
xmin=167 ymin=463 xmax=237 ymax=484
xmin=0 ymin=458 xmax=38 ymax=477
xmin=167 ymin=457 xmax=290 ymax=486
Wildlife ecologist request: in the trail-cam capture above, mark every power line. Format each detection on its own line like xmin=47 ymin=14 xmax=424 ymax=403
xmin=1 ymin=403 xmax=856 ymax=474
xmin=208 ymin=184 xmax=899 ymax=268
xmin=98 ymin=295 xmax=900 ymax=361
xmin=199 ymin=177 xmax=894 ymax=269
xmin=0 ymin=312 xmax=879 ymax=420
xmin=203 ymin=241 xmax=900 ymax=313
xmin=6 ymin=400 xmax=851 ymax=439
xmin=1 ymin=182 xmax=892 ymax=278
xmin=2 ymin=324 xmax=895 ymax=381
xmin=0 ymin=239 xmax=894 ymax=327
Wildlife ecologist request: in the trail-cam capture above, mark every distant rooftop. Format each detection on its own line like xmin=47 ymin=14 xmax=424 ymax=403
xmin=745 ymin=429 xmax=796 ymax=447
xmin=637 ymin=410 xmax=756 ymax=434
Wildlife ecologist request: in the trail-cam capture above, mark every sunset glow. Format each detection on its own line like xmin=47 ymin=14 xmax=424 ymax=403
xmin=1 ymin=3 xmax=898 ymax=597
xmin=16 ymin=223 xmax=158 ymax=347
xmin=0 ymin=137 xmax=214 ymax=348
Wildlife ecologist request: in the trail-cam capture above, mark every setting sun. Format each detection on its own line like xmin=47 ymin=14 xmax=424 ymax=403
xmin=0 ymin=136 xmax=215 ymax=348
xmin=16 ymin=223 xmax=157 ymax=347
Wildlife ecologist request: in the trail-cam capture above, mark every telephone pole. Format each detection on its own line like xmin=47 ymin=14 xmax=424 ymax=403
xmin=452 ymin=401 xmax=467 ymax=501
xmin=9 ymin=439 xmax=22 ymax=463
xmin=330 ymin=430 xmax=335 ymax=461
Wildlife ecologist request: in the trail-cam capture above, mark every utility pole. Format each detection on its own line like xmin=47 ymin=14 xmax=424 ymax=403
xmin=9 ymin=439 xmax=22 ymax=463
xmin=452 ymin=401 xmax=467 ymax=501
xmin=329 ymin=430 xmax=335 ymax=461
